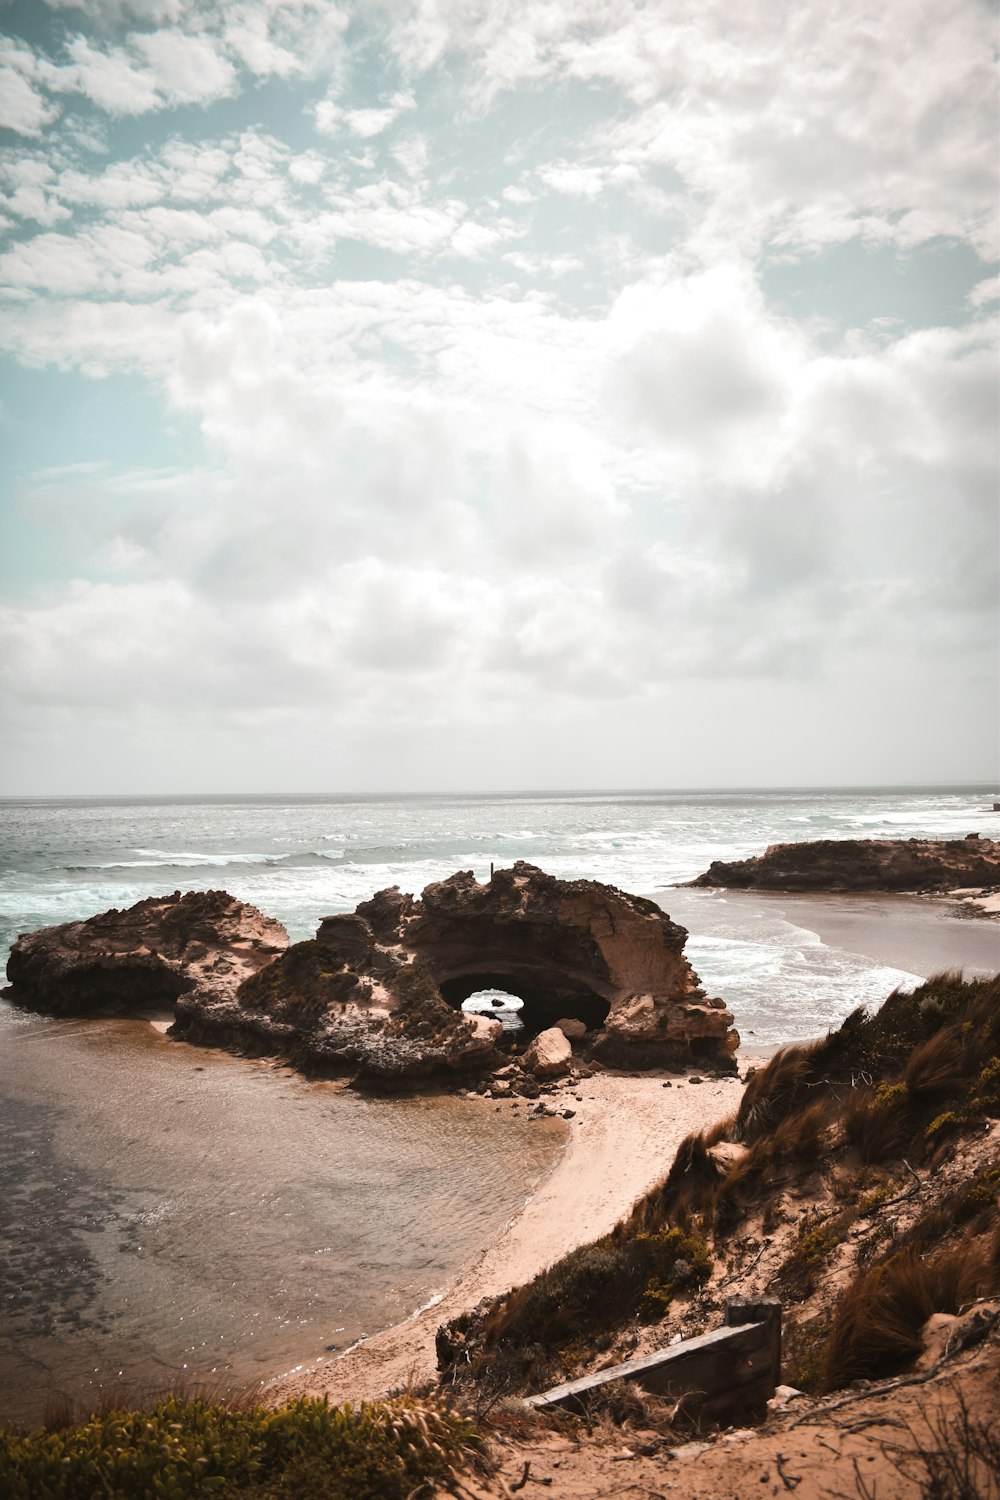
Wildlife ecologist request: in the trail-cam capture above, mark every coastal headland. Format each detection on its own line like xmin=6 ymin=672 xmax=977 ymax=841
xmin=3 ymin=838 xmax=999 ymax=1497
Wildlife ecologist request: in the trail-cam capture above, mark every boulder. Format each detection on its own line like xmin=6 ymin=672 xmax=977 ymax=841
xmin=524 ymin=1027 xmax=573 ymax=1078
xmin=555 ymin=1017 xmax=587 ymax=1040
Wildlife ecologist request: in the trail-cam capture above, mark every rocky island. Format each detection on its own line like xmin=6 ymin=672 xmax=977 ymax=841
xmin=685 ymin=835 xmax=1000 ymax=894
xmin=4 ymin=862 xmax=739 ymax=1083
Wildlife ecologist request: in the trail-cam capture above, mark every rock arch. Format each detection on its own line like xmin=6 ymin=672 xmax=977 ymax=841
xmin=357 ymin=862 xmax=738 ymax=1069
xmin=437 ymin=970 xmax=612 ymax=1038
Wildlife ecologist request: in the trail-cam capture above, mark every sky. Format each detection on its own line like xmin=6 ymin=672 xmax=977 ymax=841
xmin=0 ymin=0 xmax=997 ymax=795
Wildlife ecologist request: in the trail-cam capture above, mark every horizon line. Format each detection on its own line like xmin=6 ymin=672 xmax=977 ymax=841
xmin=2 ymin=779 xmax=998 ymax=803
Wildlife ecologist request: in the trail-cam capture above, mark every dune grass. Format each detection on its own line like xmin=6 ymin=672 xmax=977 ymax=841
xmin=0 ymin=1392 xmax=488 ymax=1500
xmin=438 ymin=972 xmax=1000 ymax=1399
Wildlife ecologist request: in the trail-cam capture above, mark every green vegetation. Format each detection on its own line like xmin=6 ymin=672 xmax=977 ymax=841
xmin=778 ymin=1211 xmax=855 ymax=1297
xmin=0 ymin=1393 xmax=487 ymax=1500
xmin=439 ymin=1227 xmax=712 ymax=1391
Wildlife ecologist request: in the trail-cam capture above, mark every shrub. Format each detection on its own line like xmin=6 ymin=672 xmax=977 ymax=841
xmin=925 ymin=1111 xmax=961 ymax=1148
xmin=974 ymin=1057 xmax=1000 ymax=1115
xmin=778 ymin=1211 xmax=855 ymax=1297
xmin=782 ymin=1315 xmax=831 ymax=1395
xmin=0 ymin=1393 xmax=487 ymax=1500
xmin=446 ymin=1227 xmax=713 ymax=1391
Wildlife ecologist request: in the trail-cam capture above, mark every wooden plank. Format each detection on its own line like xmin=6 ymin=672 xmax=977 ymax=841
xmin=725 ymin=1296 xmax=782 ymax=1382
xmin=525 ymin=1319 xmax=772 ymax=1413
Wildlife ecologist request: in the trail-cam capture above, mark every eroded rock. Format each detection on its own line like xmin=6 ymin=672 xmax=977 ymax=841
xmin=6 ymin=861 xmax=740 ymax=1082
xmin=686 ymin=837 xmax=1000 ymax=893
xmin=555 ymin=1017 xmax=588 ymax=1040
xmin=4 ymin=890 xmax=287 ymax=1016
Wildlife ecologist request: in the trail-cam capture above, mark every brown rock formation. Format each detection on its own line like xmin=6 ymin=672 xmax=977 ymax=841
xmin=386 ymin=862 xmax=738 ymax=1071
xmin=686 ymin=837 xmax=1000 ymax=893
xmin=5 ymin=861 xmax=739 ymax=1081
xmin=4 ymin=890 xmax=287 ymax=1016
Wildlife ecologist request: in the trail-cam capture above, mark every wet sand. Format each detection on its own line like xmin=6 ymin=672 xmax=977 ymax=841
xmin=273 ymin=1068 xmax=746 ymax=1406
xmin=717 ymin=890 xmax=999 ymax=981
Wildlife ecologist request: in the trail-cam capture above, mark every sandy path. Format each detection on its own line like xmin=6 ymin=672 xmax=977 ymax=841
xmin=270 ymin=1069 xmax=745 ymax=1406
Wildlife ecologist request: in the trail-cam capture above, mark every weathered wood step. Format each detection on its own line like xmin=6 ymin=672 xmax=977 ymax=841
xmin=525 ymin=1298 xmax=781 ymax=1423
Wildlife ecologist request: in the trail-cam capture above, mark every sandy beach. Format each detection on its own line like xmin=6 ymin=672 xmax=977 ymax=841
xmin=267 ymin=890 xmax=998 ymax=1412
xmin=715 ymin=889 xmax=1000 ymax=981
xmin=271 ymin=1067 xmax=746 ymax=1406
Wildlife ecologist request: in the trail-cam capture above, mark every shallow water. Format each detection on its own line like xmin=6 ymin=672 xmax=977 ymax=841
xmin=0 ymin=1004 xmax=563 ymax=1428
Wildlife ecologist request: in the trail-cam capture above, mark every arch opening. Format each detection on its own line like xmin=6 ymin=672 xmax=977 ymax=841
xmin=438 ymin=971 xmax=610 ymax=1044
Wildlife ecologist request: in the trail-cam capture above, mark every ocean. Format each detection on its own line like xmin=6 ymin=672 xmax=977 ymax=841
xmin=1 ymin=783 xmax=997 ymax=1425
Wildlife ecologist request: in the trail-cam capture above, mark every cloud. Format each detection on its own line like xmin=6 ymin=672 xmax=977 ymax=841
xmin=50 ymin=29 xmax=239 ymax=114
xmin=313 ymin=89 xmax=416 ymax=139
xmin=378 ymin=0 xmax=999 ymax=258
xmin=132 ymin=29 xmax=238 ymax=105
xmin=0 ymin=39 xmax=64 ymax=135
xmin=0 ymin=64 xmax=60 ymax=137
xmin=0 ymin=0 xmax=995 ymax=789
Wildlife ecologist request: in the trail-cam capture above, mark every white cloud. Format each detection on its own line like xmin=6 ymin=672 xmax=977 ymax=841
xmin=0 ymin=62 xmax=60 ymax=137
xmin=536 ymin=162 xmax=605 ymax=199
xmin=969 ymin=274 xmax=1000 ymax=309
xmin=313 ymin=90 xmax=416 ymax=139
xmin=133 ymin=29 xmax=238 ymax=106
xmin=56 ymin=36 xmax=161 ymax=114
xmin=379 ymin=0 xmax=999 ymax=258
xmin=0 ymin=0 xmax=995 ymax=789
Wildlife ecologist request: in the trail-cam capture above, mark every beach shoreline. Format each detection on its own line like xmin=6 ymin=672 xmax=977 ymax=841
xmin=266 ymin=1065 xmax=749 ymax=1407
xmin=265 ymin=887 xmax=998 ymax=1411
xmin=689 ymin=888 xmax=1000 ymax=982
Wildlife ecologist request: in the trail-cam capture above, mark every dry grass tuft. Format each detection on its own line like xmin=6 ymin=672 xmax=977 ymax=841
xmin=823 ymin=1238 xmax=999 ymax=1390
xmin=843 ymin=1084 xmax=911 ymax=1164
xmin=734 ymin=1040 xmax=829 ymax=1143
xmin=903 ymin=1024 xmax=973 ymax=1098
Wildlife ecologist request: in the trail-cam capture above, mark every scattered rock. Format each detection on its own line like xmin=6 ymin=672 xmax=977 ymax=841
xmin=767 ymin=1384 xmax=805 ymax=1410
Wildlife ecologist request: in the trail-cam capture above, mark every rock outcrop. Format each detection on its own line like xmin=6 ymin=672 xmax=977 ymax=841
xmin=4 ymin=890 xmax=287 ymax=1015
xmin=686 ymin=837 xmax=1000 ymax=893
xmin=390 ymin=863 xmax=738 ymax=1070
xmin=5 ymin=861 xmax=739 ymax=1081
